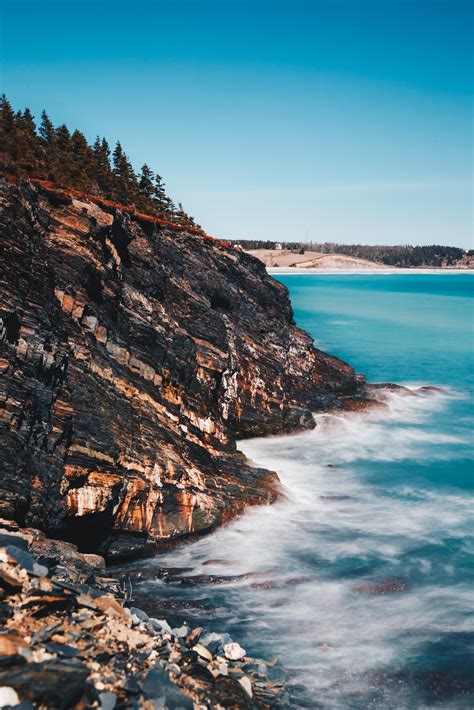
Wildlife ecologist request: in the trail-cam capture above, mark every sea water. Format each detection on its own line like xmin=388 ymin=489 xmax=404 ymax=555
xmin=130 ymin=274 xmax=474 ymax=708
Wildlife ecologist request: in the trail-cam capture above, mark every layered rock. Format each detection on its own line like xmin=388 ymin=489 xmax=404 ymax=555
xmin=0 ymin=177 xmax=363 ymax=558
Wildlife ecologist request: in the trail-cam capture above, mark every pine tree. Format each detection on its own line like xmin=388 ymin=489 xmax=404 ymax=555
xmin=139 ymin=164 xmax=154 ymax=199
xmin=15 ymin=108 xmax=42 ymax=172
xmin=93 ymin=137 xmax=113 ymax=196
xmin=38 ymin=110 xmax=55 ymax=146
xmin=69 ymin=129 xmax=95 ymax=190
xmin=152 ymin=174 xmax=173 ymax=216
xmin=0 ymin=95 xmax=202 ymax=229
xmin=0 ymin=95 xmax=18 ymax=165
xmin=112 ymin=141 xmax=139 ymax=205
xmin=53 ymin=124 xmax=72 ymax=183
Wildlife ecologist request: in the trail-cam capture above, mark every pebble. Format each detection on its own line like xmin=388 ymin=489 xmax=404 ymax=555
xmin=239 ymin=676 xmax=253 ymax=697
xmin=193 ymin=643 xmax=213 ymax=662
xmin=172 ymin=625 xmax=188 ymax=638
xmin=99 ymin=691 xmax=117 ymax=709
xmin=0 ymin=686 xmax=19 ymax=707
xmin=223 ymin=642 xmax=246 ymax=660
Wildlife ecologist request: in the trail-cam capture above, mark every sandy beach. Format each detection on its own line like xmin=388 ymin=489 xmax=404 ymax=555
xmin=267 ymin=267 xmax=474 ymax=275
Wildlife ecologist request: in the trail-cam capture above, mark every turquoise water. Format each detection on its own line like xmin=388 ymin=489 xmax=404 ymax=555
xmin=130 ymin=274 xmax=474 ymax=708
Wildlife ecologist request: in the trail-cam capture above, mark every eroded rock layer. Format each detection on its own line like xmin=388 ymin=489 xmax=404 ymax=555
xmin=0 ymin=178 xmax=363 ymax=557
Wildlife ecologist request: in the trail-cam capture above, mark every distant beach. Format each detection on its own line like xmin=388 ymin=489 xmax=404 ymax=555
xmin=267 ymin=267 xmax=474 ymax=275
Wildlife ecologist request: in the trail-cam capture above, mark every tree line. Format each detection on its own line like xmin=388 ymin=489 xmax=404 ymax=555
xmin=235 ymin=240 xmax=468 ymax=267
xmin=0 ymin=95 xmax=198 ymax=227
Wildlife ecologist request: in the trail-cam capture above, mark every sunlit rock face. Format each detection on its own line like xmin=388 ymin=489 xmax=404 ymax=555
xmin=0 ymin=178 xmax=362 ymax=558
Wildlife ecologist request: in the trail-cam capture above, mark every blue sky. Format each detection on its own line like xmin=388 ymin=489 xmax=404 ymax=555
xmin=1 ymin=0 xmax=472 ymax=246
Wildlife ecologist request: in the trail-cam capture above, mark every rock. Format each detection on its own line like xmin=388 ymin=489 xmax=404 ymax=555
xmin=223 ymin=642 xmax=246 ymax=661
xmin=172 ymin=625 xmax=188 ymax=638
xmin=0 ymin=177 xmax=366 ymax=559
xmin=5 ymin=547 xmax=34 ymax=572
xmin=142 ymin=667 xmax=193 ymax=707
xmin=193 ymin=643 xmax=213 ymax=662
xmin=99 ymin=691 xmax=117 ymax=709
xmin=76 ymin=593 xmax=128 ymax=621
xmin=355 ymin=577 xmax=407 ymax=595
xmin=0 ymin=660 xmax=91 ymax=707
xmin=150 ymin=618 xmax=172 ymax=635
xmin=239 ymin=676 xmax=253 ymax=697
xmin=32 ymin=563 xmax=49 ymax=577
xmin=0 ymin=534 xmax=28 ymax=551
xmin=0 ymin=687 xmax=19 ymax=708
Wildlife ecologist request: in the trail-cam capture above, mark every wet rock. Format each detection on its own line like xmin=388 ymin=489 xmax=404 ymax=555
xmin=355 ymin=577 xmax=407 ymax=595
xmin=0 ymin=534 xmax=289 ymax=708
xmin=0 ymin=659 xmax=91 ymax=707
xmin=331 ymin=396 xmax=389 ymax=413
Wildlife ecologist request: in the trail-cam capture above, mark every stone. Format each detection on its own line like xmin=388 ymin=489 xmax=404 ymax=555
xmin=0 ymin=177 xmax=367 ymax=559
xmin=223 ymin=642 xmax=246 ymax=661
xmin=0 ymin=660 xmax=90 ymax=707
xmin=99 ymin=691 xmax=117 ymax=710
xmin=193 ymin=643 xmax=213 ymax=662
xmin=0 ymin=687 xmax=19 ymax=707
xmin=239 ymin=676 xmax=253 ymax=697
xmin=32 ymin=563 xmax=49 ymax=577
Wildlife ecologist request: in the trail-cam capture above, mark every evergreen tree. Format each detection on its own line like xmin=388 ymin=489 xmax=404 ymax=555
xmin=38 ymin=110 xmax=55 ymax=146
xmin=53 ymin=124 xmax=72 ymax=183
xmin=152 ymin=174 xmax=173 ymax=216
xmin=0 ymin=95 xmax=18 ymax=165
xmin=112 ymin=141 xmax=139 ymax=205
xmin=15 ymin=108 xmax=42 ymax=172
xmin=0 ymin=95 xmax=202 ymax=229
xmin=138 ymin=164 xmax=154 ymax=199
xmin=93 ymin=137 xmax=114 ymax=196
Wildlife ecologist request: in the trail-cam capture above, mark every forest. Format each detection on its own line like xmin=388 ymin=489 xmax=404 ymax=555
xmin=0 ymin=95 xmax=198 ymax=227
xmin=235 ymin=240 xmax=470 ymax=268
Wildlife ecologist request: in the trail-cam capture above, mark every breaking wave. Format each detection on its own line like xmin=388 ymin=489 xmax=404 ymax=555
xmin=128 ymin=387 xmax=474 ymax=708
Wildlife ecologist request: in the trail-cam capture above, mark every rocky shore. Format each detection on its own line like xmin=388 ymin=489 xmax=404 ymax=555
xmin=0 ymin=176 xmax=369 ymax=558
xmin=0 ymin=176 xmax=385 ymax=707
xmin=0 ymin=520 xmax=288 ymax=708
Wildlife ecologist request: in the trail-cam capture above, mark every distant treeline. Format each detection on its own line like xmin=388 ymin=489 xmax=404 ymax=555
xmin=235 ymin=240 xmax=471 ymax=267
xmin=0 ymin=95 xmax=198 ymax=227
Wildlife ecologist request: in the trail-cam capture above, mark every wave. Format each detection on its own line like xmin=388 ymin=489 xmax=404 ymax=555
xmin=127 ymin=386 xmax=474 ymax=708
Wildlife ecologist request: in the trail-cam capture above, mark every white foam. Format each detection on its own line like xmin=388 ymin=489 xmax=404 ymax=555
xmin=136 ymin=386 xmax=473 ymax=706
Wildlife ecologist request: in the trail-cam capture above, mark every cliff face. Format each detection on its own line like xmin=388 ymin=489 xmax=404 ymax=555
xmin=0 ymin=178 xmax=362 ymax=558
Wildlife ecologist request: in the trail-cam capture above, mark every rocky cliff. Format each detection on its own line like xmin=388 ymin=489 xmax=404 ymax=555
xmin=0 ymin=177 xmax=364 ymax=559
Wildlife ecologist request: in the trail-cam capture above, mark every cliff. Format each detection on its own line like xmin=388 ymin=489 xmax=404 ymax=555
xmin=0 ymin=177 xmax=364 ymax=559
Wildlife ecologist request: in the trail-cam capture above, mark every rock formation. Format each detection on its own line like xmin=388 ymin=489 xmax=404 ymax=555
xmin=0 ymin=177 xmax=364 ymax=559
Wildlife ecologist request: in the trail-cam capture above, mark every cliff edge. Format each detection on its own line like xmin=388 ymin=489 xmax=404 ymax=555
xmin=0 ymin=178 xmax=363 ymax=559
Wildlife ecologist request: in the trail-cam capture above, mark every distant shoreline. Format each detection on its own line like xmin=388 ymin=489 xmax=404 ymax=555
xmin=267 ymin=267 xmax=474 ymax=275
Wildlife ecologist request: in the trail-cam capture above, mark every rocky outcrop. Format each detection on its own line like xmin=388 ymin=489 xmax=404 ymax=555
xmin=0 ymin=177 xmax=364 ymax=558
xmin=0 ymin=521 xmax=287 ymax=708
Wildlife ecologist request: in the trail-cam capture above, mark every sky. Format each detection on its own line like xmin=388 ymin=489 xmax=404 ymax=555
xmin=0 ymin=0 xmax=472 ymax=246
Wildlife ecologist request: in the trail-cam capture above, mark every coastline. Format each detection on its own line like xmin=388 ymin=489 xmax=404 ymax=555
xmin=267 ymin=267 xmax=474 ymax=275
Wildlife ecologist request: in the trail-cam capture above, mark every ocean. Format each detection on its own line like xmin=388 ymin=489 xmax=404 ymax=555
xmin=129 ymin=274 xmax=474 ymax=708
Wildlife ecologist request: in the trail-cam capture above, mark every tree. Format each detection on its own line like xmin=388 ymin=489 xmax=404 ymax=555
xmin=112 ymin=141 xmax=139 ymax=205
xmin=15 ymin=108 xmax=43 ymax=172
xmin=38 ymin=110 xmax=55 ymax=146
xmin=0 ymin=95 xmax=203 ymax=229
xmin=138 ymin=164 xmax=154 ymax=199
xmin=152 ymin=174 xmax=173 ymax=216
xmin=93 ymin=137 xmax=113 ymax=196
xmin=0 ymin=95 xmax=18 ymax=164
